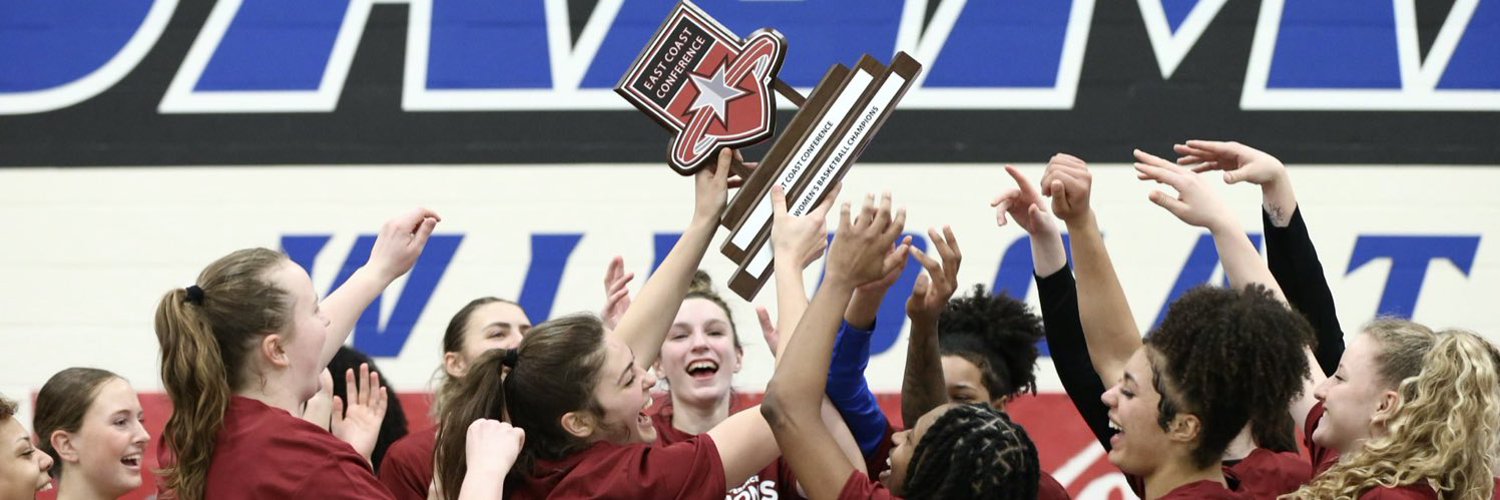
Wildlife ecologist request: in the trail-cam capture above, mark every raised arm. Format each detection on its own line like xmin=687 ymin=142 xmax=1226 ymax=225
xmin=1134 ymin=148 xmax=1326 ymax=431
xmin=1134 ymin=149 xmax=1282 ymax=300
xmin=1178 ymin=140 xmax=1345 ymax=374
xmin=761 ymin=193 xmax=907 ymax=500
xmin=455 ymin=419 xmax=524 ymax=500
xmin=319 ymin=208 xmax=440 ymax=365
xmin=992 ymin=164 xmax=1067 ymax=277
xmin=1043 ymin=154 xmax=1139 ymax=385
xmin=769 ymin=183 xmax=837 ymax=355
xmin=994 ymin=163 xmax=1116 ymax=448
xmin=764 ymin=181 xmax=870 ymax=475
xmin=900 ymin=227 xmax=961 ymax=425
xmin=1264 ymin=207 xmax=1345 ymax=375
xmin=1175 ymin=140 xmax=1298 ymax=226
xmin=833 ymin=238 xmax=908 ymax=457
xmin=611 ymin=150 xmax=731 ymax=367
xmin=600 ymin=256 xmax=635 ymax=332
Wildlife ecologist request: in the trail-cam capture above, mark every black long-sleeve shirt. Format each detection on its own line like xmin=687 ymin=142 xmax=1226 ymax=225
xmin=1263 ymin=207 xmax=1345 ymax=375
xmin=1036 ymin=267 xmax=1115 ymax=450
xmin=1038 ymin=206 xmax=1345 ymax=451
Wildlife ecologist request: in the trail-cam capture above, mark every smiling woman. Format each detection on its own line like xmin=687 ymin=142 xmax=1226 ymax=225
xmin=0 ymin=394 xmax=53 ymax=500
xmin=433 ymin=150 xmax=789 ymax=500
xmin=33 ymin=368 xmax=148 ymax=500
xmin=646 ymin=271 xmax=800 ymax=498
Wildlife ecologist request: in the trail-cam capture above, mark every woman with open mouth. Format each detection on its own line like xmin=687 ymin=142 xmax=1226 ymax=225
xmin=152 ymin=208 xmax=515 ymax=500
xmin=1170 ymin=142 xmax=1500 ymax=499
xmin=432 ymin=150 xmax=859 ymax=499
xmin=595 ymin=179 xmax=863 ymax=498
xmin=1033 ymin=148 xmax=1322 ymax=498
xmin=0 ymin=395 xmax=53 ymax=500
xmin=33 ymin=368 xmax=148 ymax=500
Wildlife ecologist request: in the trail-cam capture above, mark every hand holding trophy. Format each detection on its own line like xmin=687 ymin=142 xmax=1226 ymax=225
xmin=616 ymin=0 xmax=922 ymax=300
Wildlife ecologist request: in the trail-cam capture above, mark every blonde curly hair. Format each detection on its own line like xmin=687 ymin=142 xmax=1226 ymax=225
xmin=1284 ymin=328 xmax=1500 ymax=500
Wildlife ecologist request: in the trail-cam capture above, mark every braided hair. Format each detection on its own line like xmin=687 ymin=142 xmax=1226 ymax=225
xmin=905 ymin=404 xmax=1041 ymax=500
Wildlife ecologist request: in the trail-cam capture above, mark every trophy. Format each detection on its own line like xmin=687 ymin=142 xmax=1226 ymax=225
xmin=617 ymin=0 xmax=922 ymax=300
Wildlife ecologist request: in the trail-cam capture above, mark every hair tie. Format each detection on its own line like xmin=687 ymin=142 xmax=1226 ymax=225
xmin=501 ymin=349 xmax=520 ymax=368
xmin=185 ymin=285 xmax=205 ymax=304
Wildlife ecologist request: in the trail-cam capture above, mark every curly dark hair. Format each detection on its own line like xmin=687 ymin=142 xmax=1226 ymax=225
xmin=1145 ymin=284 xmax=1313 ymax=469
xmin=906 ymin=404 xmax=1040 ymax=500
xmin=938 ymin=285 xmax=1045 ymax=400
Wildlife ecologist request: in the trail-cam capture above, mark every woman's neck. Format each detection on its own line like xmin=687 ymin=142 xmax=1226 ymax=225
xmin=55 ymin=469 xmax=121 ymax=500
xmin=1144 ymin=460 xmax=1226 ymax=500
xmin=236 ymin=381 xmax=301 ymax=416
xmin=1221 ymin=428 xmax=1256 ymax=461
xmin=670 ymin=392 xmax=732 ymax=435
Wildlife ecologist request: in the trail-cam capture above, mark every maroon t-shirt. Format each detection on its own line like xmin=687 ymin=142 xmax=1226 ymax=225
xmin=1303 ymin=401 xmax=1341 ymax=474
xmin=1125 ymin=447 xmax=1307 ymax=499
xmin=1305 ymin=403 xmax=1500 ymax=498
xmin=1159 ymin=479 xmax=1249 ymax=499
xmin=508 ymin=437 xmax=727 ymax=499
xmin=650 ymin=399 xmax=800 ymax=499
xmin=157 ymin=396 xmax=394 ymax=500
xmin=377 ymin=423 xmax=436 ymax=500
xmin=1039 ymin=472 xmax=1071 ymax=499
xmin=865 ymin=423 xmax=896 ymax=481
xmin=1225 ymin=447 xmax=1313 ymax=498
xmin=837 ymin=470 xmax=898 ymax=500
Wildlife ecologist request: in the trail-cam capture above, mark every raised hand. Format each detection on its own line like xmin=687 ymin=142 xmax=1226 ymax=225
xmin=729 ymin=150 xmax=757 ymax=190
xmin=905 ymin=226 xmax=962 ymax=325
xmin=1175 ymin=139 xmax=1298 ymax=226
xmin=756 ymin=306 xmax=780 ymax=359
xmin=600 ymin=256 xmax=635 ymax=331
xmin=331 ymin=363 xmax=388 ymax=465
xmin=1175 ymin=140 xmax=1287 ymax=186
xmin=842 ymin=233 xmax=913 ymax=330
xmin=1134 ymin=149 xmax=1237 ymax=232
xmin=320 ymin=209 xmax=441 ymax=365
xmin=466 ymin=419 xmax=525 ymax=474
xmin=856 ymin=235 xmax=912 ymax=294
xmin=1040 ymin=153 xmax=1093 ymax=224
xmin=458 ymin=419 xmax=526 ymax=500
xmin=771 ymin=183 xmax=838 ymax=271
xmin=693 ymin=149 xmax=733 ymax=224
xmin=300 ymin=368 xmax=335 ymax=430
xmin=991 ymin=164 xmax=1059 ymax=236
xmin=366 ymin=208 xmax=442 ymax=281
xmin=826 ymin=193 xmax=908 ymax=288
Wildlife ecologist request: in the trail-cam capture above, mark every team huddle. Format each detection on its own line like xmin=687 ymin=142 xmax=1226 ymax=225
xmin=3 ymin=141 xmax=1497 ymax=500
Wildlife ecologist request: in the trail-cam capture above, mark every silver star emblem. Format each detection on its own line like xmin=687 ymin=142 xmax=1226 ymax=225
xmin=689 ymin=62 xmax=748 ymax=126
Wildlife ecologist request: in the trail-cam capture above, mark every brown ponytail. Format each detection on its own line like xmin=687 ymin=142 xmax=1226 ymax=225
xmin=154 ymin=248 xmax=291 ymax=500
xmin=434 ymin=314 xmax=611 ymax=500
xmin=434 ymin=349 xmax=510 ymax=500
